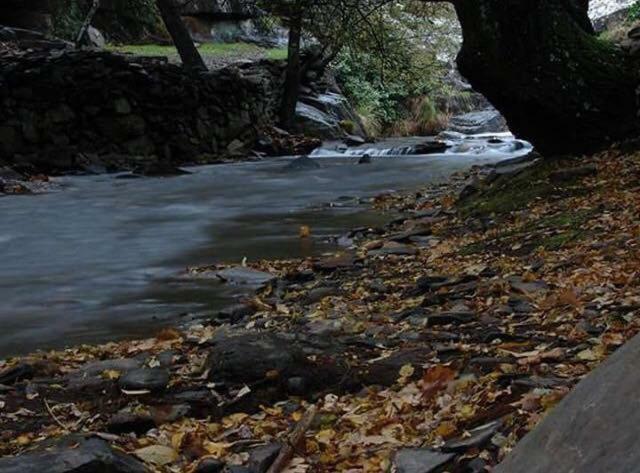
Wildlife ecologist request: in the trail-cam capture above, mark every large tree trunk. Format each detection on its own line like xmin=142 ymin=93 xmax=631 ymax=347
xmin=453 ymin=0 xmax=639 ymax=155
xmin=156 ymin=0 xmax=206 ymax=72
xmin=280 ymin=4 xmax=303 ymax=131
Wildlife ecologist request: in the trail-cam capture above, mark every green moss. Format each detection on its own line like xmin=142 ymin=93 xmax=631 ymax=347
xmin=458 ymin=159 xmax=588 ymax=219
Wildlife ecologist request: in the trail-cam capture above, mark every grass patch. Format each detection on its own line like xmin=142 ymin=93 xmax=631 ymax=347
xmin=108 ymin=42 xmax=287 ymax=60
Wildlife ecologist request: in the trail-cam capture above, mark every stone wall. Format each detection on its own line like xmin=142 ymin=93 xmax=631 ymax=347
xmin=0 ymin=49 xmax=285 ymax=174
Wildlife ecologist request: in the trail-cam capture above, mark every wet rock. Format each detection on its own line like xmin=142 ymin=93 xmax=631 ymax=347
xmin=371 ymin=242 xmax=419 ymax=256
xmin=449 ymin=108 xmax=507 ymax=134
xmin=215 ymin=267 xmax=276 ymax=287
xmin=282 ymin=156 xmax=321 ymax=171
xmin=248 ymin=443 xmax=281 ymax=473
xmin=150 ymin=404 xmax=191 ymax=424
xmin=442 ymin=421 xmax=501 ymax=452
xmin=393 ymin=448 xmax=454 ymax=473
xmin=313 ymin=253 xmax=358 ymax=271
xmin=346 ymin=134 xmax=366 ymax=146
xmin=194 ymin=458 xmax=225 ymax=473
xmin=305 ymin=318 xmax=343 ymax=337
xmin=413 ymin=140 xmax=450 ymax=154
xmin=362 ymin=349 xmax=430 ymax=386
xmin=118 ymin=368 xmax=169 ymax=392
xmin=358 ymin=154 xmax=372 ymax=164
xmin=107 ymin=412 xmax=156 ymax=435
xmin=75 ymin=358 xmax=142 ymax=378
xmin=135 ymin=162 xmax=190 ymax=177
xmin=218 ymin=303 xmax=256 ymax=323
xmin=387 ymin=224 xmax=432 ymax=243
xmin=0 ymin=363 xmax=34 ymax=385
xmin=0 ymin=435 xmax=147 ymax=473
xmin=305 ymin=286 xmax=340 ymax=304
xmin=205 ymin=333 xmax=346 ymax=390
xmin=286 ymin=377 xmax=308 ymax=395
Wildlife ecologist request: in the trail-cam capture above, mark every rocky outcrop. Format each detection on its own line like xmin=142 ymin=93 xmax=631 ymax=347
xmin=448 ymin=109 xmax=507 ymax=135
xmin=0 ymin=48 xmax=284 ymax=174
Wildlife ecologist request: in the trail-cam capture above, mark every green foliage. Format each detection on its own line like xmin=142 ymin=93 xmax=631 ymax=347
xmin=629 ymin=1 xmax=640 ymax=21
xmin=52 ymin=0 xmax=85 ymax=40
xmin=109 ymin=42 xmax=287 ymax=59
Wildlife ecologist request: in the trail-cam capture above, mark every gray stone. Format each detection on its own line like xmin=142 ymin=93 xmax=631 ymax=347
xmin=107 ymin=412 xmax=156 ymax=435
xmin=248 ymin=443 xmax=281 ymax=473
xmin=393 ymin=448 xmax=454 ymax=473
xmin=85 ymin=26 xmax=105 ymax=48
xmin=495 ymin=334 xmax=640 ymax=473
xmin=449 ymin=108 xmax=507 ymax=135
xmin=194 ymin=458 xmax=225 ymax=473
xmin=442 ymin=421 xmax=500 ymax=452
xmin=74 ymin=358 xmax=142 ymax=378
xmin=118 ymin=368 xmax=169 ymax=392
xmin=0 ymin=435 xmax=147 ymax=473
xmin=283 ymin=156 xmax=321 ymax=171
xmin=215 ymin=267 xmax=276 ymax=287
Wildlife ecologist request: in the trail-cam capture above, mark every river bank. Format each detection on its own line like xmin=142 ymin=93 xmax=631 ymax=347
xmin=2 ymin=145 xmax=639 ymax=472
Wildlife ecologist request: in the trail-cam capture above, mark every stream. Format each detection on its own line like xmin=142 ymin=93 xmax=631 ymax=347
xmin=0 ymin=134 xmax=531 ymax=357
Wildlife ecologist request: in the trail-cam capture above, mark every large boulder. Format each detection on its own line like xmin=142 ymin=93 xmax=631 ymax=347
xmin=495 ymin=334 xmax=640 ymax=473
xmin=294 ymin=92 xmax=365 ymax=140
xmin=448 ymin=109 xmax=507 ymax=135
xmin=0 ymin=435 xmax=147 ymax=473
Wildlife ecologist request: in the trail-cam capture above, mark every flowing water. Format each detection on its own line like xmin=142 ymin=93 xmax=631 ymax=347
xmin=0 ymin=134 xmax=531 ymax=356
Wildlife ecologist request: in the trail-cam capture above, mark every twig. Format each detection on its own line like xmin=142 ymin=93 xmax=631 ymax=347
xmin=43 ymin=398 xmax=70 ymax=432
xmin=266 ymin=404 xmax=318 ymax=473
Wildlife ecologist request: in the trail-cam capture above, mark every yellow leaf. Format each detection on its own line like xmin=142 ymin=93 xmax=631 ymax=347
xmin=315 ymin=429 xmax=336 ymax=445
xmin=171 ymin=432 xmax=185 ymax=451
xmin=299 ymin=225 xmax=311 ymax=238
xmin=203 ymin=441 xmax=230 ymax=457
xmin=398 ymin=363 xmax=415 ymax=380
xmin=101 ymin=369 xmax=121 ymax=380
xmin=134 ymin=445 xmax=178 ymax=466
xmin=16 ymin=434 xmax=31 ymax=446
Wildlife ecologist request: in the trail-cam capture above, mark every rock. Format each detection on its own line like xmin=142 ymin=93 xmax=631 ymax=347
xmin=442 ymin=421 xmax=501 ymax=452
xmin=393 ymin=448 xmax=454 ymax=473
xmin=413 ymin=140 xmax=450 ymax=154
xmin=427 ymin=311 xmax=475 ymax=326
xmin=387 ymin=224 xmax=432 ymax=242
xmin=305 ymin=286 xmax=340 ymax=303
xmin=449 ymin=109 xmax=507 ymax=134
xmin=71 ymin=358 xmax=142 ymax=377
xmin=194 ymin=458 xmax=226 ymax=473
xmin=362 ymin=349 xmax=430 ymax=386
xmin=345 ymin=134 xmax=366 ymax=146
xmin=549 ymin=165 xmax=597 ymax=183
xmin=248 ymin=443 xmax=281 ymax=473
xmin=218 ymin=303 xmax=256 ymax=323
xmin=205 ymin=333 xmax=346 ymax=391
xmin=118 ymin=368 xmax=170 ymax=392
xmin=495 ymin=333 xmax=640 ymax=473
xmin=107 ymin=412 xmax=156 ymax=435
xmin=508 ymin=277 xmax=549 ymax=296
xmin=136 ymin=162 xmax=190 ymax=177
xmin=313 ymin=253 xmax=358 ymax=271
xmin=150 ymin=403 xmax=191 ymax=424
xmin=0 ymin=363 xmax=34 ymax=385
xmin=215 ymin=267 xmax=276 ymax=287
xmin=305 ymin=318 xmax=343 ymax=337
xmin=371 ymin=242 xmax=419 ymax=256
xmin=84 ymin=26 xmax=105 ymax=48
xmin=0 ymin=435 xmax=147 ymax=473
xmin=282 ymin=156 xmax=321 ymax=171
xmin=358 ymin=154 xmax=372 ymax=164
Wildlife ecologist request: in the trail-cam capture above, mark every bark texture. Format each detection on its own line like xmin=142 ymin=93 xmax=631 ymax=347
xmin=454 ymin=0 xmax=639 ymax=155
xmin=280 ymin=4 xmax=303 ymax=130
xmin=156 ymin=0 xmax=206 ymax=72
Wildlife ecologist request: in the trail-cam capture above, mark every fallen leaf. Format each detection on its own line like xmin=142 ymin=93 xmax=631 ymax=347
xmin=134 ymin=445 xmax=178 ymax=466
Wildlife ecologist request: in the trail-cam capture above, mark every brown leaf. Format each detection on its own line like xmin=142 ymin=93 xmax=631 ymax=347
xmin=420 ymin=365 xmax=456 ymax=399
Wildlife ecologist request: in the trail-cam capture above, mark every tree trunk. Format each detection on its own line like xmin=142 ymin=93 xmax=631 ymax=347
xmin=76 ymin=0 xmax=100 ymax=47
xmin=280 ymin=4 xmax=303 ymax=131
xmin=454 ymin=0 xmax=639 ymax=155
xmin=156 ymin=0 xmax=206 ymax=72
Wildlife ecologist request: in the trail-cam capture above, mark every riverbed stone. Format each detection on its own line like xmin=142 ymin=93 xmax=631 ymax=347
xmin=283 ymin=155 xmax=321 ymax=171
xmin=118 ymin=368 xmax=170 ymax=392
xmin=214 ymin=267 xmax=277 ymax=286
xmin=0 ymin=435 xmax=147 ymax=473
xmin=248 ymin=443 xmax=281 ymax=473
xmin=393 ymin=448 xmax=454 ymax=473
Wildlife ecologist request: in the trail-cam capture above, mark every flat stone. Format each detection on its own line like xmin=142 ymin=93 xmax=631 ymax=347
xmin=362 ymin=349 xmax=430 ymax=386
xmin=283 ymin=156 xmax=321 ymax=171
xmin=218 ymin=303 xmax=256 ymax=323
xmin=118 ymin=368 xmax=169 ymax=392
xmin=0 ymin=435 xmax=147 ymax=473
xmin=427 ymin=311 xmax=475 ymax=326
xmin=194 ymin=458 xmax=225 ymax=473
xmin=215 ymin=267 xmax=276 ymax=286
xmin=305 ymin=286 xmax=340 ymax=304
xmin=314 ymin=253 xmax=358 ymax=271
xmin=393 ymin=448 xmax=454 ymax=473
xmin=75 ymin=358 xmax=142 ymax=378
xmin=442 ymin=421 xmax=500 ymax=452
xmin=508 ymin=277 xmax=549 ymax=296
xmin=248 ymin=443 xmax=281 ymax=473
xmin=496 ymin=333 xmax=640 ymax=473
xmin=107 ymin=412 xmax=156 ymax=435
xmin=371 ymin=242 xmax=419 ymax=256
